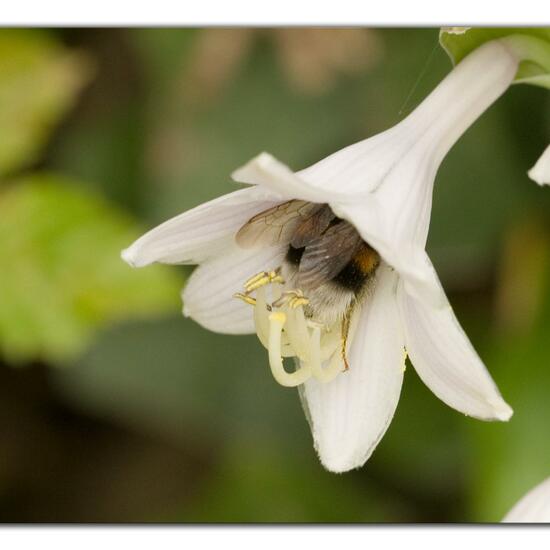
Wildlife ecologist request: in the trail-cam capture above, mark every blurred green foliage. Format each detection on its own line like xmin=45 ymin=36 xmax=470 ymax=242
xmin=468 ymin=220 xmax=550 ymax=520
xmin=0 ymin=175 xmax=180 ymax=363
xmin=0 ymin=30 xmax=91 ymax=176
xmin=0 ymin=27 xmax=549 ymax=523
xmin=0 ymin=29 xmax=181 ymax=364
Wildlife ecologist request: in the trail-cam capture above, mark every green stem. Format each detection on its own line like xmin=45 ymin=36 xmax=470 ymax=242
xmin=500 ymin=34 xmax=550 ymax=72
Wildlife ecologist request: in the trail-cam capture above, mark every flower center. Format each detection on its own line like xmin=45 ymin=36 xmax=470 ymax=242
xmin=234 ymin=270 xmax=357 ymax=387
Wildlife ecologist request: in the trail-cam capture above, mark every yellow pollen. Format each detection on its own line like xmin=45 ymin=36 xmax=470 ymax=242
xmin=269 ymin=311 xmax=287 ymax=324
xmin=244 ymin=270 xmax=284 ymax=292
xmin=289 ymin=297 xmax=309 ymax=309
xmin=233 ymin=292 xmax=257 ymax=306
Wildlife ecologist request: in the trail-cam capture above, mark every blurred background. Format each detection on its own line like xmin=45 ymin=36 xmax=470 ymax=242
xmin=0 ymin=27 xmax=549 ymax=523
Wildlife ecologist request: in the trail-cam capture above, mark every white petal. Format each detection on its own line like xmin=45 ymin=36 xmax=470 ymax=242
xmin=503 ymin=477 xmax=550 ymax=523
xmin=122 ymin=186 xmax=281 ymax=267
xmin=300 ymin=265 xmax=405 ymax=473
xmin=398 ymin=259 xmax=513 ymax=421
xmin=229 ymin=42 xmax=517 ymax=309
xmin=229 ymin=44 xmax=516 ymax=310
xmin=183 ymin=244 xmax=285 ymax=334
xmin=301 ymin=41 xmax=517 ymax=202
xmin=233 ymin=43 xmax=516 ymax=206
xmin=323 ymin=43 xmax=517 ymax=295
xmin=231 ymin=132 xmax=412 ymax=203
xmin=232 ymin=153 xmax=445 ymax=309
xmin=231 ymin=152 xmax=349 ymax=204
xmin=528 ymin=144 xmax=550 ymax=186
xmin=331 ymin=198 xmax=447 ymax=309
xmin=399 ymin=40 xmax=517 ymax=178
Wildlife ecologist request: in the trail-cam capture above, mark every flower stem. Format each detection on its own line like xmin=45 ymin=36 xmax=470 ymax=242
xmin=402 ymin=40 xmax=519 ymax=166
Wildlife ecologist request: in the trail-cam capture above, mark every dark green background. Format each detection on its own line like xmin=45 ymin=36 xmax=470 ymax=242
xmin=0 ymin=28 xmax=549 ymax=522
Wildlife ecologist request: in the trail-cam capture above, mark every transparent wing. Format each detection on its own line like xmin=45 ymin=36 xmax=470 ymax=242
xmin=290 ymin=204 xmax=335 ymax=249
xmin=236 ymin=200 xmax=322 ymax=248
xmin=298 ymin=222 xmax=363 ymax=288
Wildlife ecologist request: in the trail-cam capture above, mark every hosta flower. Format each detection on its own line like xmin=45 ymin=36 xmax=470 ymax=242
xmin=503 ymin=477 xmax=550 ymax=523
xmin=529 ymin=144 xmax=550 ymax=186
xmin=123 ymin=40 xmax=519 ymax=472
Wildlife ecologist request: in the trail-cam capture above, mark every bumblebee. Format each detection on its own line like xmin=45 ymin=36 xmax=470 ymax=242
xmin=236 ymin=199 xmax=380 ymax=326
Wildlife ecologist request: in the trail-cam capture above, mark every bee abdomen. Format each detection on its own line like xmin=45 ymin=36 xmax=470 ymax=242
xmin=332 ymin=245 xmax=380 ymax=295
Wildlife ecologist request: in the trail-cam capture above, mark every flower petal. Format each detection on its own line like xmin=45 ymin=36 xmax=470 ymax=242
xmin=231 ymin=42 xmax=518 ymax=310
xmin=398 ymin=260 xmax=513 ymax=421
xmin=240 ymin=42 xmax=517 ymax=203
xmin=503 ymin=477 xmax=550 ymax=523
xmin=183 ymin=244 xmax=286 ymax=334
xmin=122 ymin=186 xmax=281 ymax=267
xmin=231 ymin=153 xmax=445 ymax=309
xmin=329 ymin=44 xmax=517 ymax=306
xmin=231 ymin=134 xmax=414 ymax=203
xmin=298 ymin=42 xmax=516 ymax=201
xmin=528 ymin=144 xmax=550 ymax=186
xmin=331 ymin=196 xmax=447 ymax=310
xmin=231 ymin=152 xmax=350 ymax=203
xmin=300 ymin=265 xmax=405 ymax=473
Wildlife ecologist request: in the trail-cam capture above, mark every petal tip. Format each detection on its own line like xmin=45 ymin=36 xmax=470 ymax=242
xmin=317 ymin=452 xmax=362 ymax=474
xmin=492 ymin=400 xmax=513 ymax=422
xmin=315 ymin=440 xmax=378 ymax=474
xmin=527 ymin=166 xmax=550 ymax=187
xmin=120 ymin=245 xmax=143 ymax=268
xmin=231 ymin=151 xmax=275 ymax=183
xmin=121 ymin=242 xmax=154 ymax=268
xmin=528 ymin=145 xmax=550 ymax=186
xmin=182 ymin=303 xmax=192 ymax=319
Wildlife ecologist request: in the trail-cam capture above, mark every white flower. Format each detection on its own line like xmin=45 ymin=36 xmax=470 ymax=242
xmin=122 ymin=40 xmax=519 ymax=473
xmin=528 ymin=144 xmax=550 ymax=186
xmin=503 ymin=477 xmax=550 ymax=523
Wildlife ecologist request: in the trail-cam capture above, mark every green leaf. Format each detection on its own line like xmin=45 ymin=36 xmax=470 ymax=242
xmin=0 ymin=29 xmax=93 ymax=177
xmin=440 ymin=27 xmax=550 ymax=90
xmin=0 ymin=173 xmax=182 ymax=364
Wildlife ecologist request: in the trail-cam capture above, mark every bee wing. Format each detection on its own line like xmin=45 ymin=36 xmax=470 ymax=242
xmin=290 ymin=204 xmax=335 ymax=249
xmin=236 ymin=200 xmax=322 ymax=248
xmin=298 ymin=222 xmax=363 ymax=288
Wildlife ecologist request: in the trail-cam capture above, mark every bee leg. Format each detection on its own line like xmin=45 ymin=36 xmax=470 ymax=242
xmin=288 ymin=295 xmax=309 ymax=309
xmin=341 ymin=305 xmax=355 ymax=371
xmin=272 ymin=289 xmax=308 ymax=309
xmin=341 ymin=342 xmax=350 ymax=372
